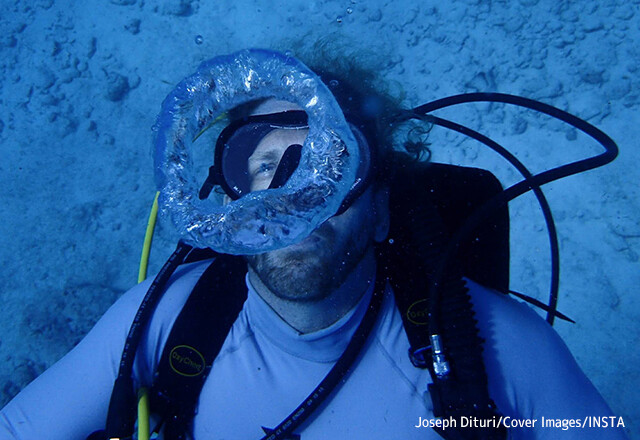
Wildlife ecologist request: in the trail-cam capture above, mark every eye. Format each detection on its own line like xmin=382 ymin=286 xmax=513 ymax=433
xmin=254 ymin=162 xmax=276 ymax=177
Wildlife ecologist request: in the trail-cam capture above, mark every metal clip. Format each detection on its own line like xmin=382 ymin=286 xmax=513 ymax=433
xmin=430 ymin=334 xmax=450 ymax=378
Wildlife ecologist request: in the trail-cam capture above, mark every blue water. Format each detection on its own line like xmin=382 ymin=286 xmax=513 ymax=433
xmin=0 ymin=0 xmax=637 ymax=437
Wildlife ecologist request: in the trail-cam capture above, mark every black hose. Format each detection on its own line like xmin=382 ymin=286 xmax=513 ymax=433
xmin=259 ymin=272 xmax=386 ymax=440
xmin=106 ymin=241 xmax=193 ymax=438
xmin=409 ymin=93 xmax=617 ymax=335
xmin=414 ymin=113 xmax=560 ymax=325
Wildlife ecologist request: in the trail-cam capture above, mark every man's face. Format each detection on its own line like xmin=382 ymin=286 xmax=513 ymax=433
xmin=244 ymin=100 xmax=388 ymax=302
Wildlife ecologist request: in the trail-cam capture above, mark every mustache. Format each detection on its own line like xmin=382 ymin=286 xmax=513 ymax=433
xmin=276 ymin=222 xmax=336 ymax=252
xmin=244 ymin=221 xmax=337 ymax=274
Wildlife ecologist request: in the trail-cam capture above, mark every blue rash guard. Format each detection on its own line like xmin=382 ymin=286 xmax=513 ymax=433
xmin=0 ymin=259 xmax=628 ymax=439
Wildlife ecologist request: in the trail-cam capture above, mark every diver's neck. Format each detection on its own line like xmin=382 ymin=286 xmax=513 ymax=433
xmin=247 ymin=249 xmax=377 ymax=334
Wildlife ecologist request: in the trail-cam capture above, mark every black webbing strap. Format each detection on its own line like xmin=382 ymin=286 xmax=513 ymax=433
xmin=149 ymin=255 xmax=248 ymax=440
xmin=427 ymin=277 xmax=506 ymax=440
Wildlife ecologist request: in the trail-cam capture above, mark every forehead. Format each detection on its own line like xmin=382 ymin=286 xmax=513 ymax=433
xmin=247 ymin=99 xmax=309 ymax=162
xmin=251 ymin=99 xmax=304 ymax=116
xmin=248 ymin=126 xmax=307 ymax=164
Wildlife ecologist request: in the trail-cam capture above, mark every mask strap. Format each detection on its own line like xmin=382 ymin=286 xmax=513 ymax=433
xmin=268 ymin=144 xmax=303 ymax=190
xmin=198 ymin=166 xmax=218 ymax=200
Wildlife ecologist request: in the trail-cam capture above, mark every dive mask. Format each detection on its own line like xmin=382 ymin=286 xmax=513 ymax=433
xmin=199 ymin=110 xmax=374 ymax=216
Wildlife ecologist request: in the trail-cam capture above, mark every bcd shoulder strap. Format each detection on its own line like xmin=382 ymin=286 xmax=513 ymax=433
xmin=149 ymin=254 xmax=247 ymax=439
xmin=383 ymin=160 xmax=508 ymax=440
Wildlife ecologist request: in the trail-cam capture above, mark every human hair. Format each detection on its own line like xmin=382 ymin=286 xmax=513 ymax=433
xmin=287 ymin=38 xmax=433 ymax=183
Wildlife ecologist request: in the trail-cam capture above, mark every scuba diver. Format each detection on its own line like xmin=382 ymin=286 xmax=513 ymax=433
xmin=0 ymin=49 xmax=629 ymax=440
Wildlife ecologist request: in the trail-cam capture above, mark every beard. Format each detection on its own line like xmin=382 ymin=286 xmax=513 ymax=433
xmin=246 ymin=220 xmax=373 ymax=302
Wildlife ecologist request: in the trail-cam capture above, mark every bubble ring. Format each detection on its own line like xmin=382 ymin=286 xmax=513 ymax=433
xmin=153 ymin=49 xmax=359 ymax=255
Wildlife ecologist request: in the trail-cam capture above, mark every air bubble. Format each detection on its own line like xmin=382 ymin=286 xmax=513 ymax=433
xmin=347 ymin=7 xmax=353 ymax=14
xmin=336 ymin=16 xmax=343 ymax=23
xmin=155 ymin=49 xmax=360 ymax=254
xmin=329 ymin=79 xmax=339 ymax=87
xmin=280 ymin=73 xmax=295 ymax=87
xmin=195 ymin=35 xmax=204 ymax=45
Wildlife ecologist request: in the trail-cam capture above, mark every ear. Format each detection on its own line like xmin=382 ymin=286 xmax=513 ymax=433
xmin=373 ymin=186 xmax=390 ymax=243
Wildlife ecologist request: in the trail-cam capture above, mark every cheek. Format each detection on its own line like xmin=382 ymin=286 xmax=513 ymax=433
xmin=331 ymin=196 xmax=377 ymax=247
xmin=250 ymin=174 xmax=274 ymax=192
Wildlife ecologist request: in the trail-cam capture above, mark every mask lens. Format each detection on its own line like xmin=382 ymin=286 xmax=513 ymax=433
xmin=216 ymin=112 xmax=372 ymax=209
xmin=220 ymin=123 xmax=276 ymax=198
